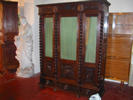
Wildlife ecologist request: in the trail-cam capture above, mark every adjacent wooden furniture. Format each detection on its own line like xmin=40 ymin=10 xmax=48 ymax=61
xmin=106 ymin=13 xmax=133 ymax=82
xmin=0 ymin=2 xmax=3 ymax=71
xmin=0 ymin=45 xmax=2 ymax=71
xmin=0 ymin=1 xmax=18 ymax=72
xmin=0 ymin=2 xmax=2 ymax=34
xmin=38 ymin=0 xmax=110 ymax=97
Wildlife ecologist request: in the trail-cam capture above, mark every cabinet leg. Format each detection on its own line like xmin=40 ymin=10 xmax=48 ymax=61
xmin=39 ymin=76 xmax=46 ymax=89
xmin=53 ymin=81 xmax=57 ymax=92
xmin=87 ymin=89 xmax=98 ymax=98
xmin=53 ymin=88 xmax=57 ymax=92
xmin=64 ymin=84 xmax=68 ymax=90
xmin=46 ymin=80 xmax=50 ymax=85
xmin=76 ymin=94 xmax=80 ymax=98
xmin=39 ymin=83 xmax=45 ymax=88
xmin=87 ymin=89 xmax=92 ymax=98
xmin=76 ymin=87 xmax=81 ymax=98
xmin=98 ymin=81 xmax=105 ymax=97
xmin=99 ymin=87 xmax=105 ymax=97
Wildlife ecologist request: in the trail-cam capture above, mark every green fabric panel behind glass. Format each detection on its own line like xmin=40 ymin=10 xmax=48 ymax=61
xmin=85 ymin=17 xmax=97 ymax=63
xmin=44 ymin=18 xmax=53 ymax=57
xmin=60 ymin=17 xmax=78 ymax=60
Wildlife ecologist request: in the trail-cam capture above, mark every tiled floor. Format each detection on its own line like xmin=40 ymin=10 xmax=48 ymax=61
xmin=0 ymin=73 xmax=133 ymax=100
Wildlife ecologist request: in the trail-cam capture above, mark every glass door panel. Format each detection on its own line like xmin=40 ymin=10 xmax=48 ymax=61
xmin=85 ymin=17 xmax=97 ymax=63
xmin=44 ymin=17 xmax=53 ymax=57
xmin=60 ymin=17 xmax=78 ymax=60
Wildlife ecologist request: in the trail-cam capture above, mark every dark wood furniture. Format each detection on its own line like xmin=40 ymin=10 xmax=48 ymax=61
xmin=38 ymin=0 xmax=110 ymax=97
xmin=0 ymin=2 xmax=3 ymax=71
xmin=106 ymin=13 xmax=133 ymax=82
xmin=1 ymin=1 xmax=18 ymax=72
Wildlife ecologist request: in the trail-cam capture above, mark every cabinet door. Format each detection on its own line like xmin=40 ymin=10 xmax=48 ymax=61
xmin=43 ymin=17 xmax=55 ymax=77
xmin=81 ymin=16 xmax=98 ymax=86
xmin=58 ymin=16 xmax=78 ymax=84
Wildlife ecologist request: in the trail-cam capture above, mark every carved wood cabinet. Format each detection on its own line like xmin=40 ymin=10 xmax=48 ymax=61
xmin=0 ymin=1 xmax=18 ymax=72
xmin=38 ymin=0 xmax=110 ymax=97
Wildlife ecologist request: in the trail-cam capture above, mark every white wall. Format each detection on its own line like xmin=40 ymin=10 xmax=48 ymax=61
xmin=109 ymin=0 xmax=133 ymax=12
xmin=24 ymin=1 xmax=34 ymax=25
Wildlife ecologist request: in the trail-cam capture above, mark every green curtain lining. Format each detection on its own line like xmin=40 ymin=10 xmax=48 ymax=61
xmin=85 ymin=17 xmax=97 ymax=63
xmin=60 ymin=17 xmax=78 ymax=60
xmin=44 ymin=18 xmax=53 ymax=57
xmin=44 ymin=17 xmax=97 ymax=63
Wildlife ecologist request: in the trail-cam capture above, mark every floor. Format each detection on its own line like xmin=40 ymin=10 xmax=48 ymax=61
xmin=0 ymin=73 xmax=133 ymax=100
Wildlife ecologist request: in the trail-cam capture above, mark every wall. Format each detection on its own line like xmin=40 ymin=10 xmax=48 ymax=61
xmin=109 ymin=0 xmax=133 ymax=12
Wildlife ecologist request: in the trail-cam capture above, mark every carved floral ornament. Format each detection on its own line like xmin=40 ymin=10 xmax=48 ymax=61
xmin=77 ymin=4 xmax=84 ymax=12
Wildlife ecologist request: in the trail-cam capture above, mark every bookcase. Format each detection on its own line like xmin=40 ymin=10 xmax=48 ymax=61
xmin=106 ymin=13 xmax=133 ymax=82
xmin=37 ymin=0 xmax=110 ymax=97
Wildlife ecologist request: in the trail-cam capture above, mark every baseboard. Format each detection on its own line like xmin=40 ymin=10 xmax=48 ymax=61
xmin=105 ymin=78 xmax=128 ymax=85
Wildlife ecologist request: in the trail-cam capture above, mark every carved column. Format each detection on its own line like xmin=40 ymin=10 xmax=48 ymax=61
xmin=39 ymin=15 xmax=46 ymax=84
xmin=77 ymin=4 xmax=84 ymax=97
xmin=53 ymin=7 xmax=58 ymax=90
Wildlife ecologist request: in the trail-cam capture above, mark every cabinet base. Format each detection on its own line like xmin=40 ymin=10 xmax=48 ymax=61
xmin=39 ymin=79 xmax=104 ymax=98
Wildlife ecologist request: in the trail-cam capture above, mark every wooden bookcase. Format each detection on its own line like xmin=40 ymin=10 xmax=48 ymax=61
xmin=37 ymin=0 xmax=110 ymax=97
xmin=106 ymin=13 xmax=133 ymax=82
